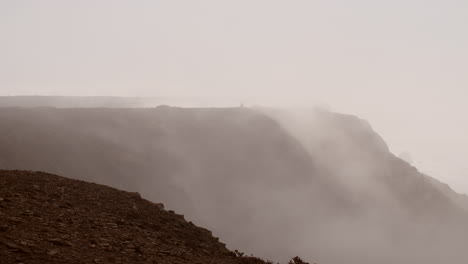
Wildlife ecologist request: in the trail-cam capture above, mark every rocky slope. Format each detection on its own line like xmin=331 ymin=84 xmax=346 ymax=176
xmin=0 ymin=96 xmax=160 ymax=108
xmin=0 ymin=170 xmax=273 ymax=264
xmin=1 ymin=105 xmax=468 ymax=263
xmin=426 ymin=175 xmax=468 ymax=211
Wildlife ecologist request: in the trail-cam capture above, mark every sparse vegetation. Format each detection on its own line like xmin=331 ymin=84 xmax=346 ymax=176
xmin=289 ymin=256 xmax=310 ymax=264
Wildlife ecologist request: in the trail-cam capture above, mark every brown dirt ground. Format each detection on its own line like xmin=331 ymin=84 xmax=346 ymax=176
xmin=0 ymin=170 xmax=272 ymax=264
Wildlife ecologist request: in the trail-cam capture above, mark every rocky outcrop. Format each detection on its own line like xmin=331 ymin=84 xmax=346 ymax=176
xmin=0 ymin=170 xmax=271 ymax=264
xmin=1 ymin=106 xmax=468 ymax=263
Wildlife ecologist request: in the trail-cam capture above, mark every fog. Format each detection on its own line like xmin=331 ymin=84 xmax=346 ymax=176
xmin=2 ymin=1 xmax=468 ymax=263
xmin=2 ymin=0 xmax=468 ymax=193
xmin=262 ymin=108 xmax=468 ymax=263
xmin=0 ymin=105 xmax=467 ymax=263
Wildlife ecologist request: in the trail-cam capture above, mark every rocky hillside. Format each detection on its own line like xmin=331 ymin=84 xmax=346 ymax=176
xmin=0 ymin=170 xmax=274 ymax=264
xmin=1 ymin=105 xmax=468 ymax=263
xmin=0 ymin=96 xmax=160 ymax=108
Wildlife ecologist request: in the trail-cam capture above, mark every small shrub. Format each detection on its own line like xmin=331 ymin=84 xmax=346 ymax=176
xmin=289 ymin=256 xmax=309 ymax=264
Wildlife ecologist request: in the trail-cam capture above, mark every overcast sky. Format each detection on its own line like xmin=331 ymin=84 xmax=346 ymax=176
xmin=1 ymin=0 xmax=468 ymax=192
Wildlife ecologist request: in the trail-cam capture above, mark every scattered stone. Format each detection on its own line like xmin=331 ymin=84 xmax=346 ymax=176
xmin=5 ymin=242 xmax=20 ymax=249
xmin=135 ymin=245 xmax=143 ymax=254
xmin=47 ymin=249 xmax=59 ymax=256
xmin=0 ymin=170 xmax=274 ymax=264
xmin=9 ymin=217 xmax=22 ymax=223
xmin=130 ymin=192 xmax=141 ymax=199
xmin=48 ymin=238 xmax=73 ymax=247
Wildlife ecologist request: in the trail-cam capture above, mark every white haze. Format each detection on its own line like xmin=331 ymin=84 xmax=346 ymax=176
xmin=1 ymin=0 xmax=468 ymax=194
xmin=1 ymin=105 xmax=466 ymax=263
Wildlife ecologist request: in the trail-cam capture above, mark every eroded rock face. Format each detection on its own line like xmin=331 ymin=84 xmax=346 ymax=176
xmin=0 ymin=170 xmax=270 ymax=264
xmin=1 ymin=106 xmax=468 ymax=263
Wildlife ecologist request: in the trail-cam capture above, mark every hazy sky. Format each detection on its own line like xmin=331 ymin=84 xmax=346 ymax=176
xmin=1 ymin=1 xmax=468 ymax=192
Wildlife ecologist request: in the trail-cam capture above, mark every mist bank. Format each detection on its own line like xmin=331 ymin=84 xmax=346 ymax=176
xmin=0 ymin=106 xmax=467 ymax=263
xmin=0 ymin=96 xmax=243 ymax=108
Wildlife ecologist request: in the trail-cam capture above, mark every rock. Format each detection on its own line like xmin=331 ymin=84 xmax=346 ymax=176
xmin=99 ymin=242 xmax=110 ymax=248
xmin=0 ymin=170 xmax=274 ymax=264
xmin=48 ymin=249 xmax=59 ymax=256
xmin=135 ymin=245 xmax=143 ymax=254
xmin=5 ymin=242 xmax=20 ymax=249
xmin=48 ymin=238 xmax=73 ymax=247
xmin=130 ymin=192 xmax=141 ymax=199
xmin=126 ymin=243 xmax=135 ymax=249
xmin=9 ymin=217 xmax=22 ymax=223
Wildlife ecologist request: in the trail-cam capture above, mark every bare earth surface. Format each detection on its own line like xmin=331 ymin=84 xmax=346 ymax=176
xmin=0 ymin=170 xmax=270 ymax=264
